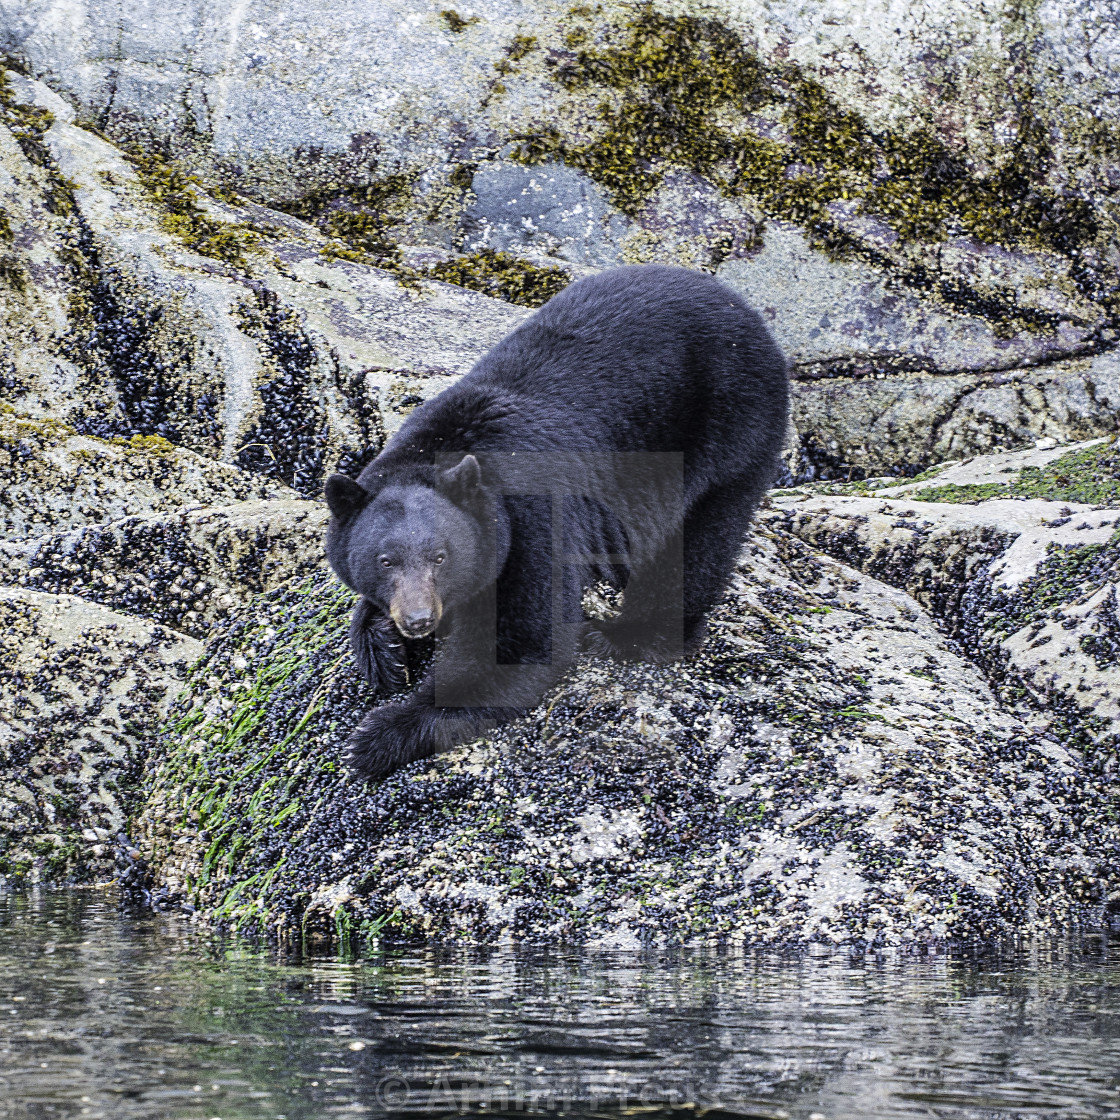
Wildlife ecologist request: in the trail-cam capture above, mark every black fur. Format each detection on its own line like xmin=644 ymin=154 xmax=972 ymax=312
xmin=325 ymin=265 xmax=790 ymax=779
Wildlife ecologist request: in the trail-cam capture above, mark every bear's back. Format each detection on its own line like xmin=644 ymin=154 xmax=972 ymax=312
xmin=375 ymin=264 xmax=789 ymax=474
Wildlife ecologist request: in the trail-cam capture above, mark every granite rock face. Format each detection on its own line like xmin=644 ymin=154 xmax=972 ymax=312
xmin=3 ymin=1 xmax=1119 ymax=478
xmin=0 ymin=407 xmax=297 ymax=542
xmin=2 ymin=73 xmax=527 ymax=495
xmin=790 ymin=352 xmax=1120 ymax=479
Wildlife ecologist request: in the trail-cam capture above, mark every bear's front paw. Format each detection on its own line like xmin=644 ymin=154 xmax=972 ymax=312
xmin=344 ymin=703 xmax=432 ymax=780
xmin=350 ymin=602 xmax=408 ymax=692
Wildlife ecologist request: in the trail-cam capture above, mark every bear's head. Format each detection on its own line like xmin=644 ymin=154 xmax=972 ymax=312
xmin=324 ymin=454 xmax=500 ymax=639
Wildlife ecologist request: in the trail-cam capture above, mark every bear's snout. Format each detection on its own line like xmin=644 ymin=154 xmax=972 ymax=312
xmin=400 ymin=608 xmax=437 ymax=637
xmin=389 ymin=576 xmax=442 ymax=639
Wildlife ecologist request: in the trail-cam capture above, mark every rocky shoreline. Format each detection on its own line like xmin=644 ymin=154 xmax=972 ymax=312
xmin=2 ymin=0 xmax=1119 ymax=947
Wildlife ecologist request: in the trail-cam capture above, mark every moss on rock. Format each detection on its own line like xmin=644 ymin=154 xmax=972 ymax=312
xmin=122 ymin=145 xmax=262 ymax=269
xmin=425 ymin=249 xmax=570 ymax=307
xmin=909 ymin=438 xmax=1120 ymax=506
xmin=509 ymin=4 xmax=1106 ymax=311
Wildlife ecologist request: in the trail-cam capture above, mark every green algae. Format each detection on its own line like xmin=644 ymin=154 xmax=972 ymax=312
xmin=907 ymin=482 xmax=1014 ymax=505
xmin=511 ymin=5 xmax=1101 ymax=271
xmin=909 ymin=439 xmax=1120 ymax=506
xmin=141 ymin=574 xmax=375 ymax=938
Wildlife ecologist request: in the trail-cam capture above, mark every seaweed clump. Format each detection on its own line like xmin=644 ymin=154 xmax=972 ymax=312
xmin=123 ymin=147 xmax=262 ymax=268
xmin=275 ymin=173 xmax=415 ymax=273
xmin=441 ymin=9 xmax=480 ymax=32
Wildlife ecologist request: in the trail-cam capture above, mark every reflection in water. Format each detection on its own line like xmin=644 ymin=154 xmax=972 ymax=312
xmin=0 ymin=891 xmax=1118 ymax=1119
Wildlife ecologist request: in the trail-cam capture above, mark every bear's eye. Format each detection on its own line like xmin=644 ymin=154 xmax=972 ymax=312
xmin=379 ymin=557 xmax=393 ymax=568
xmin=434 ymin=553 xmax=446 ymax=564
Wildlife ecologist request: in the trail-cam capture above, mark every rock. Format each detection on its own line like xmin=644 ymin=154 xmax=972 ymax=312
xmin=462 ymin=162 xmax=631 ymax=270
xmin=263 ymin=244 xmax=528 ymax=438
xmin=790 ymin=351 xmax=1120 ymax=478
xmin=136 ymin=532 xmax=1112 ymax=947
xmin=1 ymin=73 xmax=531 ymax=487
xmin=0 ymin=94 xmax=95 ymax=427
xmin=873 ymin=438 xmax=1114 ymax=500
xmin=2 ymin=4 xmax=1119 ymax=944
xmin=8 ymin=75 xmax=376 ymax=490
xmin=767 ymin=438 xmax=1120 ymax=742
xmin=5 ymin=1 xmax=1118 ymax=419
xmin=721 ymin=222 xmax=1100 ymax=378
xmin=5 ymin=62 xmax=1119 ymax=487
xmin=4 ymin=499 xmax=329 ymax=639
xmin=0 ymin=405 xmax=295 ymax=541
xmin=0 ymin=587 xmax=201 ymax=885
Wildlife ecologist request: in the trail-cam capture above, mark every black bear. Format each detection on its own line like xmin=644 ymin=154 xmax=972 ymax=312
xmin=325 ymin=264 xmax=789 ymax=778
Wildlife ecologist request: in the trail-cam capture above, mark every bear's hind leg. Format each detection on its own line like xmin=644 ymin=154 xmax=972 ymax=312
xmin=680 ymin=483 xmax=764 ymax=648
xmin=581 ymin=527 xmax=686 ymax=662
xmin=583 ymin=484 xmax=762 ymax=661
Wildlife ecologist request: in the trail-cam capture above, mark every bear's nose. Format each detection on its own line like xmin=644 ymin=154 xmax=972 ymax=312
xmin=402 ymin=610 xmax=435 ymax=635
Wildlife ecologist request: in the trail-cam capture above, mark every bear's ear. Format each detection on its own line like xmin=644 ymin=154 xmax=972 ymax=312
xmin=439 ymin=453 xmax=482 ymax=500
xmin=324 ymin=473 xmax=370 ymax=522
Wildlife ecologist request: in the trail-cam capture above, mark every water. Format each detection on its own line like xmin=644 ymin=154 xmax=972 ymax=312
xmin=1 ymin=893 xmax=1119 ymax=1120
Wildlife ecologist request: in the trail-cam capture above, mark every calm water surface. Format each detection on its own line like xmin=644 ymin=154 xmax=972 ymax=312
xmin=1 ymin=892 xmax=1119 ymax=1120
